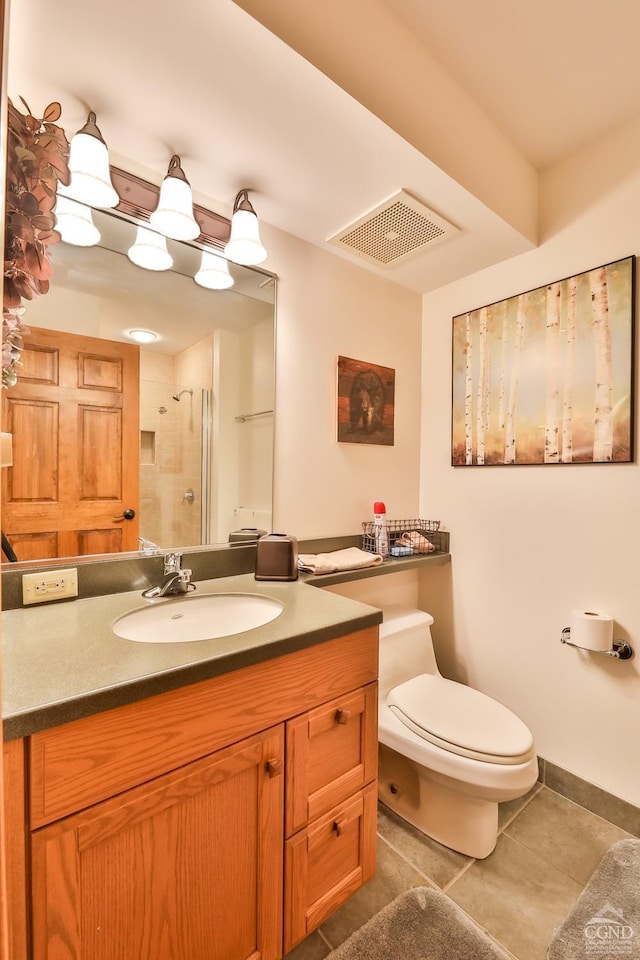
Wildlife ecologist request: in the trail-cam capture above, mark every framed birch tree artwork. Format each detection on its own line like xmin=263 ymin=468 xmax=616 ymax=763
xmin=452 ymin=256 xmax=635 ymax=465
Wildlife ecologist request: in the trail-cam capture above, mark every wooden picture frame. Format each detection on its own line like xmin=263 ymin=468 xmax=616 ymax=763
xmin=452 ymin=256 xmax=635 ymax=465
xmin=337 ymin=356 xmax=395 ymax=445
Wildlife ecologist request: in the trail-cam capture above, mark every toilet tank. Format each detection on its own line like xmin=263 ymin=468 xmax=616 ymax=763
xmin=379 ymin=606 xmax=441 ymax=699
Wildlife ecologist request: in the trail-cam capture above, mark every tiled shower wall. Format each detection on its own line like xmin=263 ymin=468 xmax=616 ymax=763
xmin=139 ymin=338 xmax=212 ymax=548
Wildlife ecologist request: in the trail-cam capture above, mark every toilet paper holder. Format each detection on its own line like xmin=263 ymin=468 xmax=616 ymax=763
xmin=560 ymin=627 xmax=634 ymax=660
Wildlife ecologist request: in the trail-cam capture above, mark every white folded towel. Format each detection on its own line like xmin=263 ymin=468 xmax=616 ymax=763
xmin=298 ymin=547 xmax=383 ymax=575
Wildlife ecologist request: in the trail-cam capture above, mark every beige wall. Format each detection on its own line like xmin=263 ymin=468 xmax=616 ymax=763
xmin=260 ymin=225 xmax=423 ymax=539
xmin=420 ymin=114 xmax=640 ymax=807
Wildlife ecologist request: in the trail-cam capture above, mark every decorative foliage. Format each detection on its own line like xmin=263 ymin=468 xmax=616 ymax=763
xmin=3 ymin=98 xmax=70 ymax=386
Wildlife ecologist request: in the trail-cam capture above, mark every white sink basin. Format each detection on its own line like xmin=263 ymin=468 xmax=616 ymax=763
xmin=113 ymin=593 xmax=284 ymax=643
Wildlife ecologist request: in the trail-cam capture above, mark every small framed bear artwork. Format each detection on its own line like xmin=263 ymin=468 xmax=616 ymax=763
xmin=337 ymin=355 xmax=395 ymax=445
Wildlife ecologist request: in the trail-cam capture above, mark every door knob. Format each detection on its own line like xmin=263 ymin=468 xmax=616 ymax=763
xmin=114 ymin=508 xmax=136 ymax=521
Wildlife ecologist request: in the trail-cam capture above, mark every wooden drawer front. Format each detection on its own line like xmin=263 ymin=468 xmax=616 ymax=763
xmin=286 ymin=682 xmax=377 ymax=836
xmin=283 ymin=781 xmax=377 ymax=953
xmin=29 ymin=627 xmax=378 ymax=828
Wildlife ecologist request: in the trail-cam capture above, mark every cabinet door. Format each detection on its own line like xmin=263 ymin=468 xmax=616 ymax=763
xmin=286 ymin=683 xmax=377 ymax=835
xmin=284 ymin=782 xmax=377 ymax=953
xmin=31 ymin=726 xmax=284 ymax=960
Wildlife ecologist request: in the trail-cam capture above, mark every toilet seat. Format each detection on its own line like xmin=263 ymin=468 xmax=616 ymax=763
xmin=387 ymin=674 xmax=534 ymax=766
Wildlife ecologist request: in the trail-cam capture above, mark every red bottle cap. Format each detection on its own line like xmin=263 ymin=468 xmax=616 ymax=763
xmin=373 ymin=501 xmax=386 ymax=514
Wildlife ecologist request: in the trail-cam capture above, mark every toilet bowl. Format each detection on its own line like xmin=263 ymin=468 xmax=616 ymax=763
xmin=378 ymin=607 xmax=538 ymax=859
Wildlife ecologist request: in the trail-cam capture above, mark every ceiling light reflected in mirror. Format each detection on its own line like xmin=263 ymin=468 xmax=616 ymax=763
xmin=194 ymin=250 xmax=234 ymax=290
xmin=128 ymin=329 xmax=158 ymax=344
xmin=127 ymin=226 xmax=173 ymax=272
xmin=54 ymin=194 xmax=101 ymax=247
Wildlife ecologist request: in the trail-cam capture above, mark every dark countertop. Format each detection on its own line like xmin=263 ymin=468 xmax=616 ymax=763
xmin=2 ymin=573 xmax=382 ymax=741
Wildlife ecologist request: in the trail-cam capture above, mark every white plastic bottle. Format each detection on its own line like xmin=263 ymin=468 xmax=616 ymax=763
xmin=373 ymin=501 xmax=389 ymax=558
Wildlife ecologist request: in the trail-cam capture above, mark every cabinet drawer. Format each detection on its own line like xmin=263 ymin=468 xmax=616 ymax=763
xmin=286 ymin=682 xmax=377 ymax=836
xmin=283 ymin=781 xmax=377 ymax=953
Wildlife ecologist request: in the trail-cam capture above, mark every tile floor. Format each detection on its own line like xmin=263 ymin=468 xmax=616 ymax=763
xmin=284 ymin=784 xmax=635 ymax=960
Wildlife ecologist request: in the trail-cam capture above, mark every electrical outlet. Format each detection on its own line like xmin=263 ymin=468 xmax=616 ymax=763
xmin=22 ymin=568 xmax=79 ymax=605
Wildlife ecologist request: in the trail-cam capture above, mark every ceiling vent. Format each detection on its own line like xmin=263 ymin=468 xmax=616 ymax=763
xmin=328 ymin=190 xmax=458 ymax=267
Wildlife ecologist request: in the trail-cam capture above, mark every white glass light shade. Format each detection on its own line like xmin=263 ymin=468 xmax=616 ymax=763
xmin=149 ymin=160 xmax=200 ymax=241
xmin=127 ymin=227 xmax=173 ymax=271
xmin=225 ymin=207 xmax=267 ymax=266
xmin=54 ymin=195 xmax=101 ymax=246
xmin=194 ymin=251 xmax=234 ymax=290
xmin=65 ymin=114 xmax=119 ymax=208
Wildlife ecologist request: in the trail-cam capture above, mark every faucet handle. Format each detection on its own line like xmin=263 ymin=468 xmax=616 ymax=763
xmin=163 ymin=552 xmax=183 ymax=574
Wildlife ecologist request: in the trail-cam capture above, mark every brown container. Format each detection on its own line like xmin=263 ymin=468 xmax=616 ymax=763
xmin=255 ymin=533 xmax=298 ymax=581
xmin=228 ymin=527 xmax=268 ymax=545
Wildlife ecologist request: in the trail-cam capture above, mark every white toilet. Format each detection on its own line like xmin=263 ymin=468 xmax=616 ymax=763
xmin=378 ymin=607 xmax=538 ymax=859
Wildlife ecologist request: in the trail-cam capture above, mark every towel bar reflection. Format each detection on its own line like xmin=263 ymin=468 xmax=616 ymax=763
xmin=560 ymin=626 xmax=634 ymax=660
xmin=235 ymin=409 xmax=274 ymax=423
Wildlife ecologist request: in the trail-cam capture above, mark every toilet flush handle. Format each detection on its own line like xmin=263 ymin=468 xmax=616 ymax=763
xmin=334 ymin=708 xmax=352 ymax=725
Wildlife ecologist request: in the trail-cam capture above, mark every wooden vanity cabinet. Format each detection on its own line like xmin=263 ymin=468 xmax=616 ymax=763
xmin=31 ymin=726 xmax=284 ymax=960
xmin=4 ymin=626 xmax=379 ymax=960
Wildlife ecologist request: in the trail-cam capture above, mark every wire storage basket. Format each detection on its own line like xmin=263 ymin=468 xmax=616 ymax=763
xmin=362 ymin=519 xmax=443 ymax=557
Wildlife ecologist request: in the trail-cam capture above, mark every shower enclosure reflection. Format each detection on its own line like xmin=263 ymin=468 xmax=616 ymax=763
xmin=139 ymin=381 xmax=210 ymax=550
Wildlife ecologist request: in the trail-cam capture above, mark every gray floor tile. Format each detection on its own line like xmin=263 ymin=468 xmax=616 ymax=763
xmin=318 ymin=836 xmax=433 ymax=949
xmin=446 ymin=833 xmax=583 ymax=960
xmin=498 ymin=782 xmax=543 ymax=830
xmin=376 ymin=801 xmax=471 ymax=888
xmin=505 ymin=787 xmax=634 ymax=885
xmin=284 ymin=931 xmax=331 ymax=960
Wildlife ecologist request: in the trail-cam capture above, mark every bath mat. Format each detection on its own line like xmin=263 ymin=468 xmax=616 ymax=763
xmin=547 ymin=838 xmax=640 ymax=960
xmin=326 ymin=887 xmax=511 ymax=960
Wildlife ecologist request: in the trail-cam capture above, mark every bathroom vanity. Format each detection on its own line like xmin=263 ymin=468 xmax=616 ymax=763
xmin=2 ymin=575 xmax=382 ymax=960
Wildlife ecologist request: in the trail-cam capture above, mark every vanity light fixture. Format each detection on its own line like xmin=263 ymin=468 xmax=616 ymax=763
xmin=127 ymin=226 xmax=173 ymax=272
xmin=54 ymin=194 xmax=101 ymax=246
xmin=128 ymin=329 xmax=158 ymax=344
xmin=194 ymin=250 xmax=234 ymax=290
xmin=64 ymin=111 xmax=119 ymax=208
xmin=149 ymin=155 xmax=201 ymax=241
xmin=224 ymin=189 xmax=267 ymax=266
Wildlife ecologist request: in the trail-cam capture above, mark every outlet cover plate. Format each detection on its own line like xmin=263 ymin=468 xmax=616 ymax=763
xmin=22 ymin=568 xmax=79 ymax=605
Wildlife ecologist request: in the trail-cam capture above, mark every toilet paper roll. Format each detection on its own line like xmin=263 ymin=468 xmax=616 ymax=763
xmin=570 ymin=609 xmax=614 ymax=652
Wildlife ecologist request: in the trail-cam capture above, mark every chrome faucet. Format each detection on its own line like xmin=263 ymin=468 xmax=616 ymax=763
xmin=142 ymin=551 xmax=196 ymax=599
xmin=137 ymin=536 xmax=161 ymax=555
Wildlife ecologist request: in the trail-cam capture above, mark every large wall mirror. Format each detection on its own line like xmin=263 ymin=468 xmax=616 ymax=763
xmin=1 ymin=193 xmax=276 ymax=566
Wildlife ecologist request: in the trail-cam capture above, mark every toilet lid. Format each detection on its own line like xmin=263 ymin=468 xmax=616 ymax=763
xmin=387 ymin=674 xmax=534 ymax=765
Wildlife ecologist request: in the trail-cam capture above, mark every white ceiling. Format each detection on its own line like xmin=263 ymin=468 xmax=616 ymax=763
xmin=7 ymin=0 xmax=640 ymax=294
